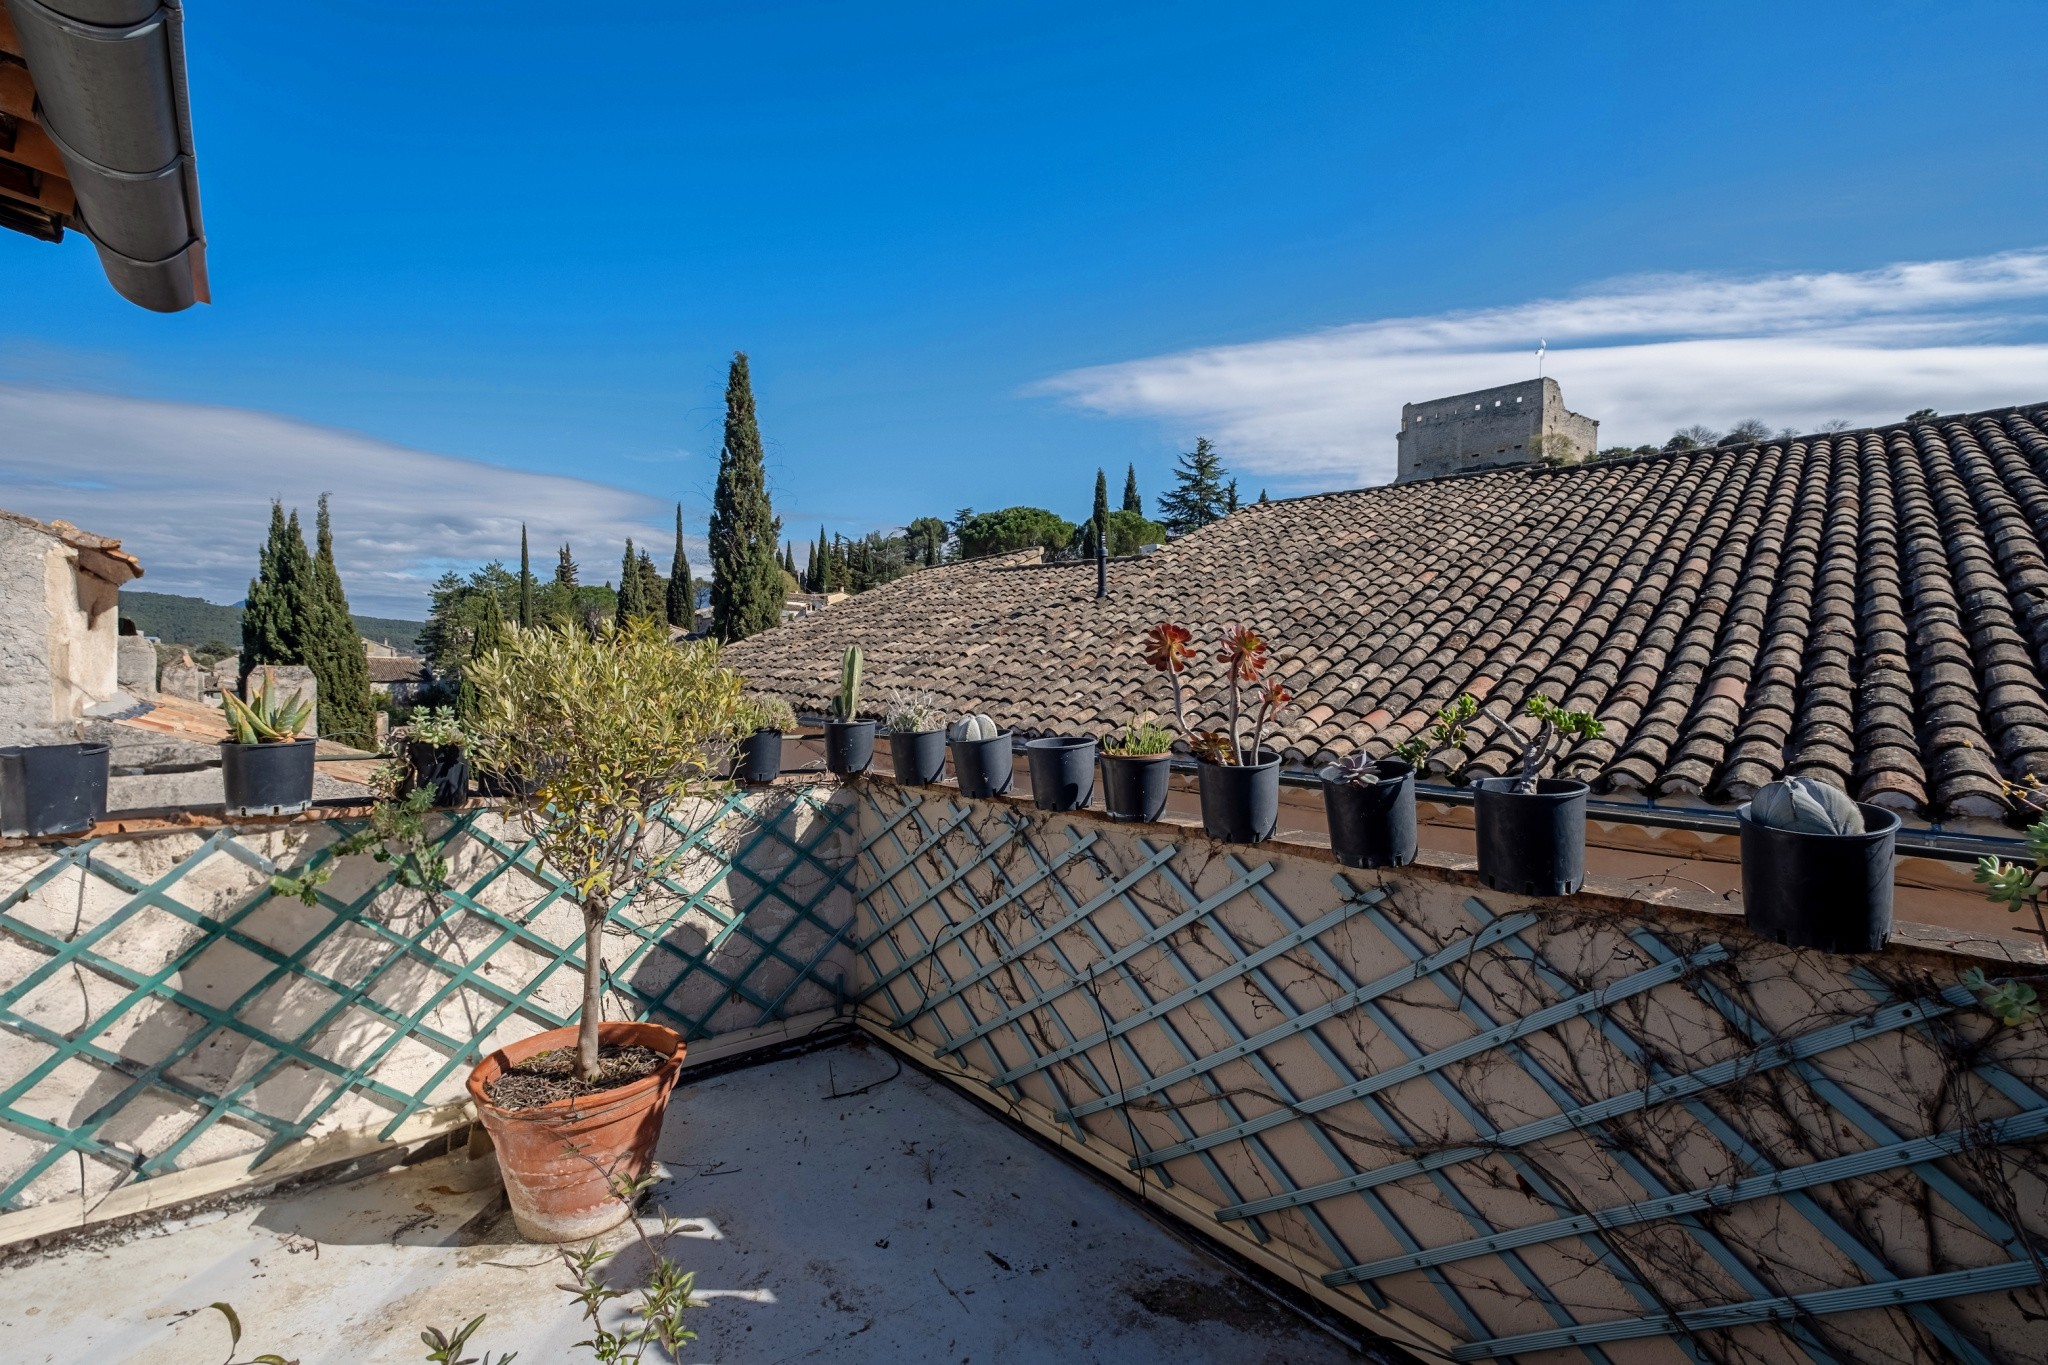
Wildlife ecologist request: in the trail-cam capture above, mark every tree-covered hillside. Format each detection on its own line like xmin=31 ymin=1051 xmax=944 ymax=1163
xmin=120 ymin=590 xmax=424 ymax=654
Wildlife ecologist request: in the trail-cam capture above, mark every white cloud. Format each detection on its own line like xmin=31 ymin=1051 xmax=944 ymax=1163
xmin=1037 ymin=248 xmax=2048 ymax=486
xmin=0 ymin=384 xmax=697 ymax=616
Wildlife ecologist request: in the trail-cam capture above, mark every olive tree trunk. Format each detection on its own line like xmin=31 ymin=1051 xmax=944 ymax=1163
xmin=578 ymin=900 xmax=608 ymax=1078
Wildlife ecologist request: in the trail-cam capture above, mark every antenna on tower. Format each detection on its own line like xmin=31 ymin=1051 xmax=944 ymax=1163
xmin=1535 ymin=339 xmax=1547 ymax=378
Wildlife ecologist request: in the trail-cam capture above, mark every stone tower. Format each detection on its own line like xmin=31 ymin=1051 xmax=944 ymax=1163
xmin=1394 ymin=377 xmax=1598 ymax=483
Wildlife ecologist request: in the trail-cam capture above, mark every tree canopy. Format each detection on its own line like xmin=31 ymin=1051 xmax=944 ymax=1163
xmin=957 ymin=505 xmax=1075 ymax=559
xmin=1156 ymin=437 xmax=1231 ymax=535
xmin=708 ymin=352 xmax=785 ymax=641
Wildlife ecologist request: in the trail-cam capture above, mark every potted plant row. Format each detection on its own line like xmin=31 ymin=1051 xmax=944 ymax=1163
xmin=1143 ymin=621 xmax=1291 ymax=843
xmin=885 ymin=689 xmax=948 ymax=786
xmin=734 ymin=695 xmax=798 ymax=784
xmin=0 ymin=737 xmax=111 ymax=839
xmin=823 ymin=646 xmax=874 ymax=776
xmin=219 ymin=670 xmax=318 ymax=816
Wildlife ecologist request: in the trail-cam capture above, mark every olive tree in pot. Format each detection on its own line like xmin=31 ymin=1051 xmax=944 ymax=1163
xmin=884 ymin=689 xmax=948 ymax=786
xmin=822 ymin=646 xmax=875 ymax=775
xmin=948 ymin=712 xmax=1012 ymax=797
xmin=1318 ymin=752 xmax=1416 ymax=868
xmin=1100 ymin=720 xmax=1174 ymax=823
xmin=219 ymin=670 xmax=318 ymax=816
xmin=463 ymin=616 xmax=747 ymax=1242
xmin=404 ymin=705 xmax=471 ymax=808
xmin=1145 ymin=621 xmax=1292 ymax=843
xmin=1739 ymin=775 xmax=1899 ymax=952
xmin=734 ymin=695 xmax=797 ymax=785
xmin=1459 ymin=694 xmax=1604 ymax=895
xmin=0 ymin=738 xmax=110 ymax=838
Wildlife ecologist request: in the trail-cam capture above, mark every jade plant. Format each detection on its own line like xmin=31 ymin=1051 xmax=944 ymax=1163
xmin=1393 ymin=692 xmax=1600 ymax=789
xmin=1142 ymin=621 xmax=1292 ymax=765
xmin=221 ymin=671 xmax=313 ymax=744
xmin=1750 ymin=775 xmax=1865 ymax=835
xmin=832 ymin=646 xmax=864 ymax=721
xmin=884 ymin=689 xmax=945 ymax=734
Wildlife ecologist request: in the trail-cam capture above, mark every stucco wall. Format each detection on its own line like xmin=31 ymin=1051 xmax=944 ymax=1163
xmin=0 ymin=518 xmax=124 ymax=745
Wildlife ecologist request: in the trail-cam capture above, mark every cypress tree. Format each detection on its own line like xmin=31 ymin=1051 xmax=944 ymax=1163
xmin=241 ymin=501 xmax=300 ymax=681
xmin=708 ymin=351 xmax=785 ymax=641
xmin=457 ymin=588 xmax=505 ymax=725
xmin=554 ymin=543 xmax=578 ymax=588
xmin=814 ymin=526 xmax=829 ymax=592
xmin=517 ymin=524 xmax=534 ymax=628
xmin=308 ymin=494 xmax=376 ymax=747
xmin=635 ymin=548 xmax=664 ymax=617
xmin=1257 ymin=489 xmax=1269 ymax=503
xmin=615 ymin=538 xmax=642 ymax=629
xmin=666 ymin=504 xmax=695 ymax=630
xmin=1225 ymin=478 xmax=1240 ymax=514
xmin=1122 ymin=463 xmax=1142 ymax=514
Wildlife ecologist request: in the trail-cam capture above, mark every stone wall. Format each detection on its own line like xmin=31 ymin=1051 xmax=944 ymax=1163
xmin=1395 ymin=376 xmax=1599 ymax=482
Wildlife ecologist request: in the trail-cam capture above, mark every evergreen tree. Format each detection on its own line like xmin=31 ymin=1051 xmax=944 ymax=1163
xmin=241 ymin=501 xmax=309 ymax=682
xmin=1081 ymin=468 xmax=1111 ymax=556
xmin=1156 ymin=437 xmax=1231 ymax=536
xmin=1122 ymin=463 xmax=1142 ymax=514
xmin=814 ymin=526 xmax=829 ymax=590
xmin=635 ymin=549 xmax=665 ymax=618
xmin=308 ymin=494 xmax=376 ymax=748
xmin=666 ymin=504 xmax=695 ymax=630
xmin=615 ymin=538 xmax=643 ymax=629
xmin=517 ymin=524 xmax=534 ymax=628
xmin=457 ymin=587 xmax=505 ymax=725
xmin=1257 ymin=489 xmax=1269 ymax=503
xmin=1225 ymin=478 xmax=1240 ymax=514
xmin=708 ymin=352 xmax=785 ymax=641
xmin=554 ymin=543 xmax=578 ymax=589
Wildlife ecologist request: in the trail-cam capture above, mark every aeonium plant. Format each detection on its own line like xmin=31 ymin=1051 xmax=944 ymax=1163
xmin=1142 ymin=620 xmax=1293 ymax=766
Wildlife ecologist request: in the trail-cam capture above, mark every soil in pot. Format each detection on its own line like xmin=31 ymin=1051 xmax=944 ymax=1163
xmin=468 ymin=1020 xmax=685 ymax=1243
xmin=737 ymin=730 xmax=783 ymax=784
xmin=1473 ymin=777 xmax=1588 ymax=895
xmin=0 ymin=742 xmax=110 ymax=838
xmin=1027 ymin=736 xmax=1096 ymax=811
xmin=1101 ymin=752 xmax=1171 ymax=823
xmin=1738 ymin=802 xmax=1900 ymax=953
xmin=824 ymin=719 xmax=876 ymax=775
xmin=951 ymin=733 xmax=1013 ymax=798
xmin=483 ymin=1042 xmax=668 ymax=1110
xmin=890 ymin=728 xmax=948 ymax=786
xmin=1198 ymin=750 xmax=1281 ymax=843
xmin=1322 ymin=759 xmax=1416 ymax=868
xmin=407 ymin=740 xmax=469 ymax=807
xmin=221 ymin=738 xmax=318 ymax=817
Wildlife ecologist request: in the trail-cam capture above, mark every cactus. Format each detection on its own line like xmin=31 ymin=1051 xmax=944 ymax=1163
xmin=884 ymin=689 xmax=944 ymax=734
xmin=833 ymin=646 xmax=863 ymax=720
xmin=948 ymin=713 xmax=1000 ymax=742
xmin=221 ymin=669 xmax=313 ymax=744
xmin=1752 ymin=775 xmax=1865 ymax=835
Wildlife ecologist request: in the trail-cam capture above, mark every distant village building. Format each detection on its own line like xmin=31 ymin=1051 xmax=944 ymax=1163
xmin=366 ymin=654 xmax=432 ymax=704
xmin=0 ymin=508 xmax=145 ymax=744
xmin=1395 ymin=377 xmax=1598 ymax=482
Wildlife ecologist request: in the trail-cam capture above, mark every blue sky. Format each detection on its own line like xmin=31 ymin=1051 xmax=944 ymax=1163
xmin=4 ymin=1 xmax=2048 ymax=613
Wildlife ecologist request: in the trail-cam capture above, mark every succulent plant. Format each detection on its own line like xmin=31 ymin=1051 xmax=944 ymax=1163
xmin=884 ymin=689 xmax=945 ymax=734
xmin=1103 ymin=720 xmax=1175 ymax=757
xmin=1751 ymin=775 xmax=1865 ymax=835
xmin=739 ymin=694 xmax=799 ymax=734
xmin=832 ymin=646 xmax=864 ymax=720
xmin=1319 ymin=752 xmax=1381 ymax=787
xmin=221 ymin=670 xmax=313 ymax=744
xmin=1140 ymin=619 xmax=1293 ymax=766
xmin=948 ymin=713 xmax=1000 ymax=742
xmin=407 ymin=706 xmax=466 ymax=749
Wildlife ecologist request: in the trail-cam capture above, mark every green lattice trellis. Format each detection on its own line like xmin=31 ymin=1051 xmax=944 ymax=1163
xmin=0 ymin=787 xmax=854 ymax=1213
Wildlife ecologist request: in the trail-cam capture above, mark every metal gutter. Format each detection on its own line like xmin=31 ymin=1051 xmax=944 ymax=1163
xmin=2 ymin=0 xmax=206 ymax=311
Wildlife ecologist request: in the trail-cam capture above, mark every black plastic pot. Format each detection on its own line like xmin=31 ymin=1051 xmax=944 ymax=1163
xmin=1473 ymin=777 xmax=1588 ymax=895
xmin=1738 ymin=802 xmax=1900 ymax=953
xmin=1198 ymin=750 xmax=1281 ymax=843
xmin=951 ymin=733 xmax=1014 ymax=798
xmin=221 ymin=738 xmax=317 ymax=817
xmin=823 ymin=719 xmax=877 ymax=776
xmin=1322 ymin=759 xmax=1417 ymax=868
xmin=1026 ymin=736 xmax=1096 ymax=811
xmin=890 ymin=729 xmax=948 ymax=786
xmin=736 ymin=730 xmax=783 ymax=785
xmin=0 ymin=742 xmax=110 ymax=838
xmin=1101 ymin=752 xmax=1171 ymax=823
xmin=406 ymin=740 xmax=470 ymax=808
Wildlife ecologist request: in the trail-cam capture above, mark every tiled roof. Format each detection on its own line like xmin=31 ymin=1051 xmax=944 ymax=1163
xmin=366 ymin=655 xmax=428 ymax=684
xmin=0 ymin=506 xmax=143 ymax=583
xmin=725 ymin=403 xmax=2048 ymax=818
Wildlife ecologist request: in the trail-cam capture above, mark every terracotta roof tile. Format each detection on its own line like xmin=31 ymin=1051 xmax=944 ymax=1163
xmin=727 ymin=403 xmax=2048 ymax=818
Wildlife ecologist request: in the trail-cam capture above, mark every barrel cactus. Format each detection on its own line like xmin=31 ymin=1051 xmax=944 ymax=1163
xmin=1751 ymin=775 xmax=1865 ymax=835
xmin=948 ymin=713 xmax=1000 ymax=742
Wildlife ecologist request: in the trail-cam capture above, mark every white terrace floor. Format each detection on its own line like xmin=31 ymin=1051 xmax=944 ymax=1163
xmin=0 ymin=1041 xmax=1381 ymax=1365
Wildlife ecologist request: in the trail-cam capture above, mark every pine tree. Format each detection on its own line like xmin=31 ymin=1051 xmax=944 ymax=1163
xmin=708 ymin=351 xmax=785 ymax=641
xmin=307 ymin=494 xmax=376 ymax=747
xmin=615 ymin=539 xmax=642 ymax=629
xmin=1157 ymin=437 xmax=1231 ymax=536
xmin=517 ymin=524 xmax=534 ymax=629
xmin=1122 ymin=463 xmax=1142 ymax=514
xmin=666 ymin=504 xmax=695 ymax=630
xmin=554 ymin=543 xmax=578 ymax=589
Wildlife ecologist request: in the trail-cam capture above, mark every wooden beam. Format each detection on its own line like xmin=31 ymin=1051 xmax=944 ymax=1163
xmin=0 ymin=158 xmax=75 ymax=216
xmin=0 ymin=8 xmax=20 ymax=58
xmin=0 ymin=64 xmax=34 ymax=123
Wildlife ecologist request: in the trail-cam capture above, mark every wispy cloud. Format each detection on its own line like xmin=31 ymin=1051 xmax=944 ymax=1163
xmin=1037 ymin=249 xmax=2048 ymax=486
xmin=0 ymin=385 xmax=697 ymax=616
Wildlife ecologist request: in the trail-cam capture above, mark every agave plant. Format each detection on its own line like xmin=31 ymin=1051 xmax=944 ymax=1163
xmin=221 ymin=670 xmax=313 ymax=744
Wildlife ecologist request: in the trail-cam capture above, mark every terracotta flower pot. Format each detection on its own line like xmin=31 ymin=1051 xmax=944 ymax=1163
xmin=466 ymin=1020 xmax=686 ymax=1243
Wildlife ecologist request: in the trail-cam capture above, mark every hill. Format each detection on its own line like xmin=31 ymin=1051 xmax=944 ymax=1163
xmin=120 ymin=590 xmax=424 ymax=654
